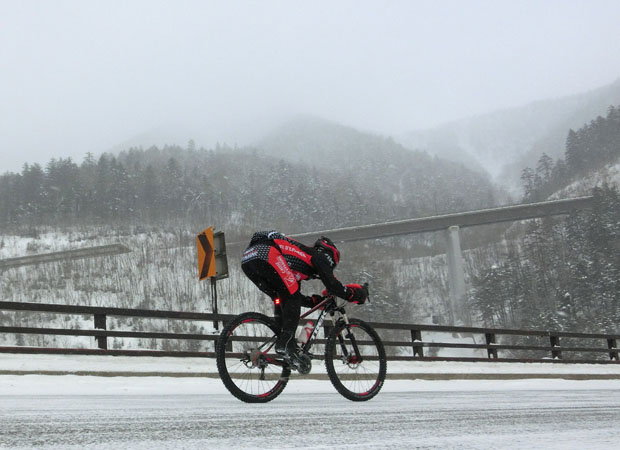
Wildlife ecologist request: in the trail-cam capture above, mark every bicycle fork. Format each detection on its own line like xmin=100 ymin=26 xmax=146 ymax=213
xmin=336 ymin=324 xmax=364 ymax=365
xmin=325 ymin=302 xmax=364 ymax=365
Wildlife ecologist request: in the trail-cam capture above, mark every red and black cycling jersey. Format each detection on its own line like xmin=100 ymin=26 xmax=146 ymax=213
xmin=242 ymin=230 xmax=352 ymax=300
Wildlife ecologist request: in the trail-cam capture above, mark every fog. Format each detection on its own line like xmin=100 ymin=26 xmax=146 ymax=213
xmin=2 ymin=0 xmax=620 ymax=173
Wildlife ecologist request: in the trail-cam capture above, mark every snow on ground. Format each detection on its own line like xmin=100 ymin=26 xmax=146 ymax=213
xmin=2 ymin=374 xmax=620 ymax=397
xmin=551 ymin=161 xmax=620 ymax=199
xmin=2 ymin=353 xmax=620 ymax=376
xmin=1 ymin=353 xmax=618 ymax=396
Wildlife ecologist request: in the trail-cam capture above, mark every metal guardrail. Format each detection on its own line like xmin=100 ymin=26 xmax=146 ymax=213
xmin=0 ymin=301 xmax=618 ymax=363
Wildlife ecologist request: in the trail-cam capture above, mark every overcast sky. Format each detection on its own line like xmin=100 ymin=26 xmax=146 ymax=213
xmin=2 ymin=0 xmax=620 ymax=173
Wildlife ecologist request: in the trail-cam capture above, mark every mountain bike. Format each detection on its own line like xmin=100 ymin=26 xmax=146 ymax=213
xmin=215 ymin=291 xmax=387 ymax=403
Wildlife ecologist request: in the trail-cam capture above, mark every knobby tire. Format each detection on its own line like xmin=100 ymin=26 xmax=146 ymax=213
xmin=216 ymin=312 xmax=290 ymax=403
xmin=325 ymin=318 xmax=387 ymax=401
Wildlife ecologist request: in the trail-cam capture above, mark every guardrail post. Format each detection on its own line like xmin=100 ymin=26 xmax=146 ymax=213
xmin=94 ymin=313 xmax=107 ymax=350
xmin=550 ymin=335 xmax=561 ymax=359
xmin=485 ymin=333 xmax=498 ymax=359
xmin=411 ymin=329 xmax=423 ymax=357
xmin=608 ymin=338 xmax=619 ymax=361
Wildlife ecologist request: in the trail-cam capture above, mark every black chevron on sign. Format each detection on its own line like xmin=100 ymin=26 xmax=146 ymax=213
xmin=198 ymin=233 xmax=213 ymax=279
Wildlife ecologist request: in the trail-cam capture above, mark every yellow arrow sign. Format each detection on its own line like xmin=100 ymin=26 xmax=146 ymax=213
xmin=196 ymin=227 xmax=216 ymax=280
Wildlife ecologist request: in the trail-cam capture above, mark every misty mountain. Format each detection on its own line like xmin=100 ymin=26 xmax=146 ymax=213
xmin=0 ymin=117 xmax=502 ymax=238
xmin=255 ymin=116 xmax=502 ymax=215
xmin=401 ymin=78 xmax=620 ymax=192
xmin=104 ymin=114 xmax=287 ymax=159
xmin=256 ymin=115 xmax=400 ymax=166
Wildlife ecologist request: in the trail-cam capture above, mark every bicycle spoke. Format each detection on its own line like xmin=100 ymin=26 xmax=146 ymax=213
xmin=325 ymin=319 xmax=387 ymax=401
xmin=216 ymin=312 xmax=290 ymax=403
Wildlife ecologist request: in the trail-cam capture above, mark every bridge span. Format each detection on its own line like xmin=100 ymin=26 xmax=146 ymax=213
xmin=286 ymin=196 xmax=594 ymax=243
xmin=286 ymin=196 xmax=594 ymax=324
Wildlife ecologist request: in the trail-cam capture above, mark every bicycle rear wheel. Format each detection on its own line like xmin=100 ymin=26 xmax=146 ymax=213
xmin=325 ymin=318 xmax=387 ymax=401
xmin=216 ymin=312 xmax=290 ymax=403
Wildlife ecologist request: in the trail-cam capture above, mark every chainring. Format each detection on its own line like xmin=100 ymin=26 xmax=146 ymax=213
xmin=295 ymin=353 xmax=312 ymax=375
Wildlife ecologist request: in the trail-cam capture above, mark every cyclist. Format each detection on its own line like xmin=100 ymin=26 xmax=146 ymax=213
xmin=241 ymin=230 xmax=368 ymax=363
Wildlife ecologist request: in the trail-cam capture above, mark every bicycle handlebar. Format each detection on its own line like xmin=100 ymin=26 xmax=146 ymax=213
xmin=318 ymin=281 xmax=369 ymax=304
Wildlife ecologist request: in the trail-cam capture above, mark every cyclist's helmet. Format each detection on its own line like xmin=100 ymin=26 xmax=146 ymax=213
xmin=314 ymin=236 xmax=340 ymax=268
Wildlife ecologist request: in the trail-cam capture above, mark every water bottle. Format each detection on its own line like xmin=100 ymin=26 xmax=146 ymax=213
xmin=297 ymin=321 xmax=314 ymax=345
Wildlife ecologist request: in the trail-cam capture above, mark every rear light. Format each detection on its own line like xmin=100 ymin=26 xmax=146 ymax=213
xmin=274 ymin=298 xmax=281 ymax=305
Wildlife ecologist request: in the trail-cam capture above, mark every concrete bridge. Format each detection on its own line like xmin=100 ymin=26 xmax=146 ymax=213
xmin=288 ymin=196 xmax=593 ymax=242
xmin=287 ymin=196 xmax=594 ymax=324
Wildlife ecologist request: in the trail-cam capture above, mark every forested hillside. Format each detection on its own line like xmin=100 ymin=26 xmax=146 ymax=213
xmin=521 ymin=105 xmax=620 ymax=201
xmin=470 ymin=105 xmax=620 ymax=334
xmin=0 ymin=120 xmax=499 ymax=236
xmin=0 ymin=121 xmax=503 ymax=350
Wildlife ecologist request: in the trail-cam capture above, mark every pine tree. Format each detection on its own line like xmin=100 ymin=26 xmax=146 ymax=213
xmin=520 ymin=167 xmax=536 ymax=201
xmin=565 ymin=129 xmax=582 ymax=176
xmin=20 ymin=163 xmax=45 ymax=222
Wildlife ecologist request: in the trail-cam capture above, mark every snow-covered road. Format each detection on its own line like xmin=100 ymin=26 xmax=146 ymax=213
xmin=2 ymin=380 xmax=619 ymax=450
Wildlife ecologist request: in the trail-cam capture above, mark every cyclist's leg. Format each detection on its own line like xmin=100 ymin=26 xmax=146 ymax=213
xmin=262 ymin=246 xmax=303 ymax=357
xmin=242 ymin=254 xmax=284 ymax=329
xmin=241 ymin=250 xmax=295 ymax=331
xmin=242 ymin=244 xmax=303 ymax=360
xmin=276 ymin=291 xmax=302 ymax=356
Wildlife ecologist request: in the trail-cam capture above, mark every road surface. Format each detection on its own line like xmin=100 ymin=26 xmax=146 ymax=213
xmin=2 ymin=388 xmax=619 ymax=449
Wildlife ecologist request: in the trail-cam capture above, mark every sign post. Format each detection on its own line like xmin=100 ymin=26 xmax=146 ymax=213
xmin=196 ymin=227 xmax=228 ymax=329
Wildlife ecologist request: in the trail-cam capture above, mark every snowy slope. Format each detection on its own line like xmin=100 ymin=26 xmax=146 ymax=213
xmin=549 ymin=161 xmax=620 ymax=199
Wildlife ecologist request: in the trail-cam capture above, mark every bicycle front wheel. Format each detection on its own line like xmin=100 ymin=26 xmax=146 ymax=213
xmin=325 ymin=318 xmax=387 ymax=401
xmin=216 ymin=312 xmax=290 ymax=403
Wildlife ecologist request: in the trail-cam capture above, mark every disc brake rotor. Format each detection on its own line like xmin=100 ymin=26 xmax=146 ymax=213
xmin=345 ymin=354 xmax=362 ymax=369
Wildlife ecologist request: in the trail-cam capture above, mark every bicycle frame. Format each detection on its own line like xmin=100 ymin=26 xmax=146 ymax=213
xmin=299 ymin=295 xmax=359 ymax=357
xmin=297 ymin=297 xmax=331 ymax=354
xmin=263 ymin=296 xmax=344 ymax=364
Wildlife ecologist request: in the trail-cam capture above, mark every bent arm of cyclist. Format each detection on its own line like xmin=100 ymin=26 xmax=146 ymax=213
xmin=311 ymin=253 xmax=354 ymax=301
